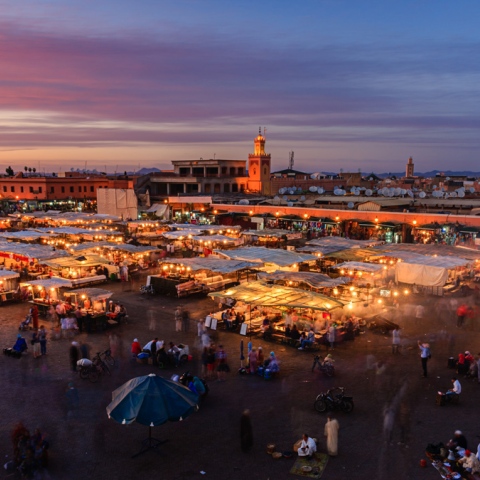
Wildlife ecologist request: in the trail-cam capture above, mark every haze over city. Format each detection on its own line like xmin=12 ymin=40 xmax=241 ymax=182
xmin=1 ymin=0 xmax=480 ymax=173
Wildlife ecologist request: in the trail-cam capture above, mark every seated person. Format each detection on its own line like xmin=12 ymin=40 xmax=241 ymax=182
xmin=298 ymin=328 xmax=315 ymax=350
xmin=447 ymin=430 xmax=468 ymax=450
xmin=285 ymin=325 xmax=292 ymax=338
xmin=445 ymin=377 xmax=461 ymax=401
xmin=324 ymin=353 xmax=335 ymax=366
xmin=265 ymin=352 xmax=279 ymax=373
xmin=262 ymin=322 xmax=274 ymax=341
xmin=13 ymin=334 xmax=28 ymax=353
xmin=131 ymin=338 xmax=142 ymax=357
xmin=290 ymin=324 xmax=301 ymax=341
xmin=156 ymin=346 xmax=169 ymax=365
xmin=458 ymin=450 xmax=480 ymax=474
xmin=168 ymin=342 xmax=180 ymax=366
xmin=298 ymin=434 xmax=317 ymax=458
xmin=464 ymin=351 xmax=474 ymax=370
xmin=192 ymin=376 xmax=206 ymax=397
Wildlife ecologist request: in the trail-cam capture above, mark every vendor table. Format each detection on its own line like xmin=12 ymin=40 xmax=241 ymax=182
xmin=0 ymin=290 xmax=18 ymax=305
xmin=30 ymin=301 xmax=58 ymax=318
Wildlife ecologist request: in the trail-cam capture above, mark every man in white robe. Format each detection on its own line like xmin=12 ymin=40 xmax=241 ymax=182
xmin=324 ymin=415 xmax=339 ymax=456
xmin=298 ymin=434 xmax=316 ymax=458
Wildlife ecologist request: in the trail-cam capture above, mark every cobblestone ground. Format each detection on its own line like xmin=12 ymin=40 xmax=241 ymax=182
xmin=1 ymin=273 xmax=479 ymax=480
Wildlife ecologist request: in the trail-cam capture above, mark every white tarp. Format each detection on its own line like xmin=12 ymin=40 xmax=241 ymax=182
xmin=395 ymin=262 xmax=448 ymax=287
xmin=333 ymin=261 xmax=384 ymax=273
xmin=146 ymin=204 xmax=170 ymax=220
xmin=97 ymin=188 xmax=138 ymax=220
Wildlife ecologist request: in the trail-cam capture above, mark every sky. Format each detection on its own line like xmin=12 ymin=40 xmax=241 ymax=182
xmin=1 ymin=0 xmax=480 ymax=174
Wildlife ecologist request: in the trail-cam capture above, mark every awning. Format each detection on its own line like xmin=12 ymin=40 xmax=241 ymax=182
xmin=333 ymin=261 xmax=384 ymax=273
xmin=257 ymin=271 xmax=351 ymax=288
xmin=22 ymin=277 xmax=73 ymax=289
xmin=64 ymin=288 xmax=112 ymax=301
xmin=43 ymin=255 xmax=110 ymax=268
xmin=210 ymin=281 xmax=344 ymax=311
xmin=160 ymin=257 xmax=260 ymax=274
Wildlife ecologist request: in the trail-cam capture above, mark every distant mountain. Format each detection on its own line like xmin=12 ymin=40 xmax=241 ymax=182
xmin=134 ymin=167 xmax=161 ymax=175
xmin=375 ymin=170 xmax=480 ymax=178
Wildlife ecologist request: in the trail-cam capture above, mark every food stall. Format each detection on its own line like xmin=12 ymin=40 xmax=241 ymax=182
xmin=22 ymin=277 xmax=73 ymax=316
xmin=209 ymin=280 xmax=345 ymax=338
xmin=153 ymin=257 xmax=259 ymax=297
xmin=0 ymin=270 xmax=20 ymax=304
xmin=213 ymin=246 xmax=318 ymax=272
xmin=63 ymin=288 xmax=113 ymax=332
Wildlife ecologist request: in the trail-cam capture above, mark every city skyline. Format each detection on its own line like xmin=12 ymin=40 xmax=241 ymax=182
xmin=1 ymin=1 xmax=480 ymax=173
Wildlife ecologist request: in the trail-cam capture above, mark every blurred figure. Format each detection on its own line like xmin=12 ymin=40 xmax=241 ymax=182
xmin=240 ymin=410 xmax=253 ymax=453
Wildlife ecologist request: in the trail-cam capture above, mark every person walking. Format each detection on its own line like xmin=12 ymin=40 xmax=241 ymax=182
xmin=31 ymin=329 xmax=41 ymax=359
xmin=324 ymin=414 xmax=340 ymax=456
xmin=418 ymin=340 xmax=431 ymax=377
xmin=240 ymin=409 xmax=253 ymax=453
xmin=31 ymin=305 xmax=39 ymax=331
xmin=392 ymin=327 xmax=401 ymax=354
xmin=38 ymin=325 xmax=47 ymax=356
xmin=328 ymin=324 xmax=336 ymax=350
xmin=69 ymin=342 xmax=80 ymax=372
xmin=182 ymin=308 xmax=190 ymax=333
xmin=175 ymin=306 xmax=182 ymax=332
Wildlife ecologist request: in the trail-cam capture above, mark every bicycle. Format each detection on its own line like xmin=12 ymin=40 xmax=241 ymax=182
xmin=100 ymin=348 xmax=116 ymax=367
xmin=92 ymin=352 xmax=111 ymax=376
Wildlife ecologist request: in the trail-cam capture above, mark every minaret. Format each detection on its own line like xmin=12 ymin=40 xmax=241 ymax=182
xmin=406 ymin=157 xmax=414 ymax=178
xmin=248 ymin=127 xmax=271 ymax=195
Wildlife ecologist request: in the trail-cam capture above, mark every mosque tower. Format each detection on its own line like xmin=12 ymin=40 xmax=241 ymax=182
xmin=248 ymin=127 xmax=271 ymax=195
xmin=406 ymin=157 xmax=414 ymax=178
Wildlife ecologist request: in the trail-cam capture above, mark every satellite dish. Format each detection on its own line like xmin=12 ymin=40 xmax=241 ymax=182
xmin=394 ymin=188 xmax=402 ymax=196
xmin=238 ymin=199 xmax=249 ymax=205
xmin=317 ymin=187 xmax=324 ymax=194
xmin=309 ymin=186 xmax=317 ymax=192
xmin=296 ymin=187 xmax=303 ymax=192
xmin=273 ymin=196 xmax=280 ymax=201
xmin=365 ymin=189 xmax=373 ymax=196
xmin=310 ymin=174 xmax=317 ymax=179
xmin=282 ymin=195 xmax=288 ymax=201
xmin=401 ymin=189 xmax=407 ymax=195
xmin=300 ymin=196 xmax=306 ymax=201
xmin=348 ymin=202 xmax=354 ymax=209
xmin=287 ymin=202 xmax=293 ymax=207
xmin=470 ymin=187 xmax=475 ymax=193
xmin=288 ymin=188 xmax=295 ymax=195
xmin=350 ymin=187 xmax=356 ymax=194
xmin=446 ymin=177 xmax=450 ymax=181
xmin=450 ymin=192 xmax=457 ymax=198
xmin=278 ymin=188 xmax=286 ymax=194
xmin=458 ymin=191 xmax=465 ymax=198
xmin=419 ymin=191 xmax=426 ymax=198
xmin=407 ymin=190 xmax=414 ymax=198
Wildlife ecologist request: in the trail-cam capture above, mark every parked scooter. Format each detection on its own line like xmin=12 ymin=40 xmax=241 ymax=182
xmin=314 ymin=387 xmax=354 ymax=413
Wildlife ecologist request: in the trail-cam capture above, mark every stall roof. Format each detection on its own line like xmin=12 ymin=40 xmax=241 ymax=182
xmin=0 ymin=270 xmax=20 ymax=280
xmin=306 ymin=237 xmax=384 ymax=248
xmin=161 ymin=257 xmax=260 ymax=274
xmin=333 ymin=261 xmax=384 ymax=273
xmin=64 ymin=288 xmax=112 ymax=301
xmin=0 ymin=242 xmax=70 ymax=261
xmin=210 ymin=281 xmax=344 ymax=311
xmin=161 ymin=230 xmax=204 ymax=239
xmin=241 ymin=229 xmax=298 ymax=238
xmin=372 ymin=243 xmax=480 ymax=262
xmin=325 ymin=248 xmax=379 ymax=261
xmin=0 ymin=230 xmax=58 ymax=241
xmin=213 ymin=246 xmax=318 ymax=267
xmin=191 ymin=234 xmax=238 ymax=243
xmin=167 ymin=224 xmax=240 ymax=232
xmin=22 ymin=277 xmax=73 ymax=289
xmin=69 ymin=242 xmax=158 ymax=254
xmin=35 ymin=227 xmax=122 ymax=236
xmin=257 ymin=271 xmax=351 ymax=288
xmin=43 ymin=254 xmax=110 ymax=268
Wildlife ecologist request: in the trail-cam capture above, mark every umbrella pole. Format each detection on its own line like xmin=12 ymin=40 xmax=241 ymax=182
xmin=131 ymin=426 xmax=168 ymax=459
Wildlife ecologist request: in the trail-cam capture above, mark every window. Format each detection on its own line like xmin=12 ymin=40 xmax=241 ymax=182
xmin=20 ymin=186 xmax=24 ymax=193
xmin=10 ymin=186 xmax=14 ymax=193
xmin=264 ymin=167 xmax=267 ymax=175
xmin=50 ymin=187 xmax=54 ymax=193
xmin=83 ymin=186 xmax=87 ymax=192
xmin=238 ymin=167 xmax=244 ymax=175
xmin=2 ymin=186 xmax=6 ymax=193
xmin=221 ymin=167 xmax=227 ymax=175
xmin=70 ymin=186 xmax=74 ymax=193
xmin=230 ymin=167 xmax=235 ymax=175
xmin=61 ymin=186 xmax=65 ymax=193
xmin=90 ymin=186 xmax=94 ymax=192
xmin=78 ymin=186 xmax=81 ymax=192
xmin=39 ymin=187 xmax=42 ymax=193
xmin=29 ymin=186 xmax=33 ymax=193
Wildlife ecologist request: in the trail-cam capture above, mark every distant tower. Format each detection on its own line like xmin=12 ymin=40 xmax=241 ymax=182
xmin=248 ymin=127 xmax=271 ymax=195
xmin=406 ymin=157 xmax=414 ymax=178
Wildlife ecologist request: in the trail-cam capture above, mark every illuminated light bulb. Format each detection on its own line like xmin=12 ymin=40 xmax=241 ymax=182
xmin=404 ymin=289 xmax=409 ymax=295
xmin=333 ymin=288 xmax=339 ymax=295
xmin=393 ymin=291 xmax=398 ymax=297
xmin=377 ymin=299 xmax=382 ymax=304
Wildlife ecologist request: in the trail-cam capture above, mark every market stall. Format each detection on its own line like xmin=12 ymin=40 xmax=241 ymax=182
xmin=213 ymin=246 xmax=318 ymax=272
xmin=22 ymin=277 xmax=73 ymax=316
xmin=63 ymin=288 xmax=114 ymax=332
xmin=0 ymin=270 xmax=20 ymax=304
xmin=153 ymin=257 xmax=259 ymax=296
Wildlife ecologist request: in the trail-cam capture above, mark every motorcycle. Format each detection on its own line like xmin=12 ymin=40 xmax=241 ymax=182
xmin=311 ymin=355 xmax=335 ymax=377
xmin=314 ymin=387 xmax=354 ymax=413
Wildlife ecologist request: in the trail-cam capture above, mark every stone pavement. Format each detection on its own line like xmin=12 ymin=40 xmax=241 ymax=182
xmin=0 ymin=275 xmax=479 ymax=479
